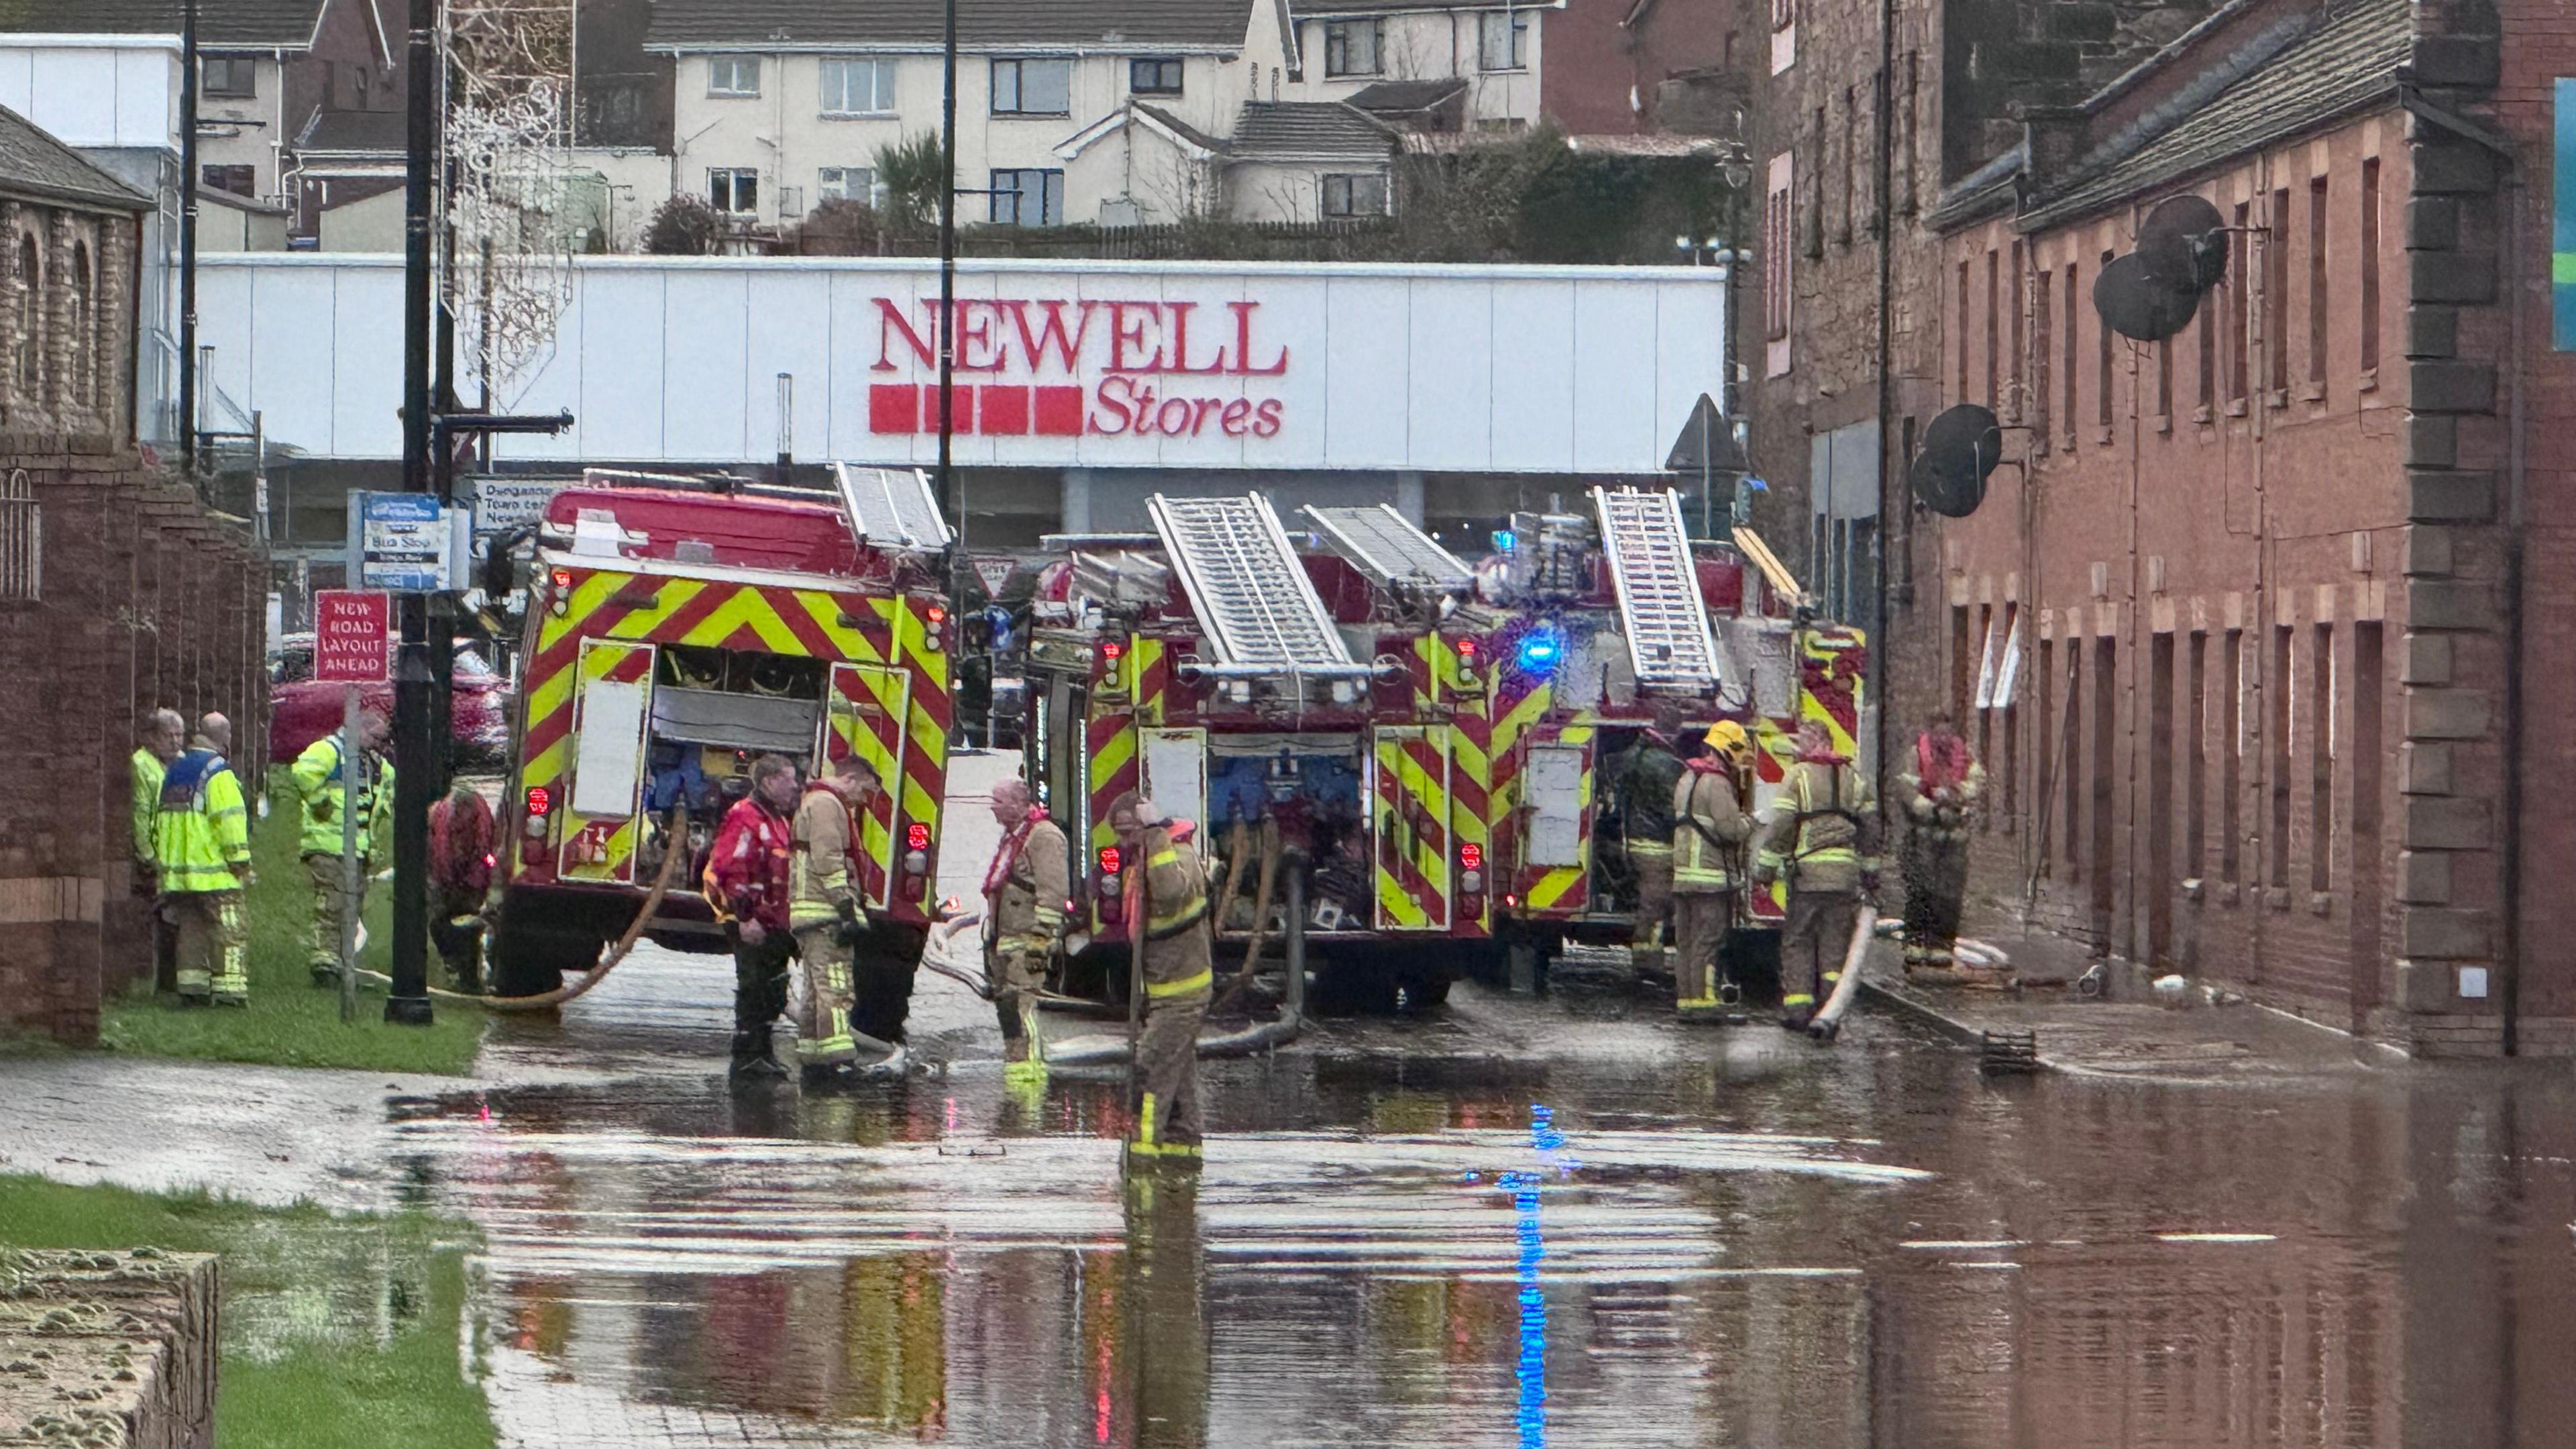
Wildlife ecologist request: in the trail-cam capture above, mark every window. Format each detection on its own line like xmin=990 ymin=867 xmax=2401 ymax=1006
xmin=1324 ymin=19 xmax=1383 ymax=77
xmin=2229 ymin=201 xmax=2250 ymax=408
xmin=201 ymin=164 xmax=256 ymax=197
xmin=708 ymin=56 xmax=760 ymax=97
xmin=2308 ymin=176 xmax=2328 ymax=391
xmin=2188 ymin=630 xmax=2208 ymax=879
xmin=1898 ymin=52 xmax=1919 ymax=215
xmin=2098 ymin=249 xmax=2114 ymax=433
xmin=13 ymin=235 xmax=39 ymax=397
xmin=1764 ymin=157 xmax=1792 ymax=343
xmin=820 ymin=58 xmax=895 ymax=114
xmin=988 ymin=168 xmax=1064 ymax=226
xmin=1479 ymin=10 xmax=1529 ymax=70
xmin=2156 ymin=335 xmax=2172 ymax=426
xmin=2197 ymin=276 xmax=2216 ymax=416
xmin=2221 ymin=628 xmax=2243 ymax=883
xmin=2360 ymin=158 xmax=2381 ymax=374
xmin=1955 ymin=260 xmax=1970 ymax=400
xmin=1984 ymin=249 xmax=1998 ymax=407
xmin=818 ymin=166 xmax=874 ymax=205
xmin=2008 ymin=242 xmax=2024 ymax=421
xmin=201 ymin=56 xmax=255 ymax=98
xmin=1837 ymin=90 xmax=1856 ymax=245
xmin=67 ymin=242 xmax=89 ymax=407
xmin=1322 ymin=172 xmax=1389 ymax=218
xmin=2266 ymin=186 xmax=2288 ymax=401
xmin=1803 ymin=107 xmax=1824 ymax=257
xmin=2033 ymin=268 xmax=2052 ymax=439
xmin=707 ymin=168 xmax=758 ymax=215
xmin=2311 ymin=623 xmax=2334 ymax=894
xmin=2061 ymin=261 xmax=2078 ymax=447
xmin=991 ymin=58 xmax=1072 ymax=115
xmin=1130 ymin=58 xmax=1185 ymax=95
xmin=0 ymin=468 xmax=35 ymax=602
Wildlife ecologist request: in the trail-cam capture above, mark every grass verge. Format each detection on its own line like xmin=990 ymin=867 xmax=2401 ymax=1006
xmin=98 ymin=769 xmax=486 ymax=1075
xmin=0 ymin=1173 xmax=496 ymax=1449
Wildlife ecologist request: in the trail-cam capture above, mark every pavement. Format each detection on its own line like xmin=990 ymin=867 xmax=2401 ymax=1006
xmin=1855 ymin=926 xmax=2408 ymax=1083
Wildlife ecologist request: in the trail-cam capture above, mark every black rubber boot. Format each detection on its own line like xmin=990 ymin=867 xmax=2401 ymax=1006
xmin=1778 ymin=1004 xmax=1815 ymax=1032
xmin=729 ymin=1030 xmax=788 ymax=1079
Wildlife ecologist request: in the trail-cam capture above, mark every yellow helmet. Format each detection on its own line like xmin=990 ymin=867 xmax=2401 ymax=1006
xmin=1703 ymin=719 xmax=1752 ymax=763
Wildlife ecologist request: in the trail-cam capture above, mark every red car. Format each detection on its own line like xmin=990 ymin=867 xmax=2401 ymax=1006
xmin=268 ymin=633 xmax=514 ymax=770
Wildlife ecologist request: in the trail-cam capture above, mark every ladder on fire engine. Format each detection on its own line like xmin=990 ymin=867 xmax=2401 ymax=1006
xmin=1302 ymin=504 xmax=1474 ymax=593
xmin=1146 ymin=493 xmax=1356 ymax=674
xmin=1593 ymin=486 xmax=1726 ymax=691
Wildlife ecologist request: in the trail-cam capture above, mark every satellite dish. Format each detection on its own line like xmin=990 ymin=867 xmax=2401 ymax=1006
xmin=1909 ymin=403 xmax=2002 ymax=518
xmin=2092 ymin=252 xmax=2203 ymax=343
xmin=2136 ymin=195 xmax=2227 ymax=292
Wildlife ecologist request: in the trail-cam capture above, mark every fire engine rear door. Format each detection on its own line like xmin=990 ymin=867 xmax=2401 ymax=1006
xmin=564 ymin=639 xmax=656 ymax=883
xmin=1140 ymin=728 xmax=1208 ymax=837
xmin=1515 ymin=724 xmax=1594 ymax=913
xmin=1372 ymin=725 xmax=1452 ymax=932
xmin=823 ymin=662 xmax=911 ymax=910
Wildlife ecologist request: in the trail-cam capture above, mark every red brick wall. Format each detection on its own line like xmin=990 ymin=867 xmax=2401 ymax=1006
xmin=0 ymin=460 xmax=265 ymax=1042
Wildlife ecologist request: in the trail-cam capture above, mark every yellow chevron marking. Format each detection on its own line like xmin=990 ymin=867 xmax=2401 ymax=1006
xmin=1527 ymin=866 xmax=1584 ymax=911
xmin=1132 ymin=638 xmax=1165 ymax=727
xmin=564 ymin=816 xmax=637 ymax=883
xmin=678 ymin=588 xmax=805 ymax=652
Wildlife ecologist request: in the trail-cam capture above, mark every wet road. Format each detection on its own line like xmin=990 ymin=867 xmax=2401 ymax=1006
xmin=392 ymin=927 xmax=2575 ymax=1449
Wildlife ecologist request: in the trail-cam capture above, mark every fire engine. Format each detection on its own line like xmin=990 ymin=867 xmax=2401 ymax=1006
xmin=1018 ymin=486 xmax=1865 ymax=1010
xmin=488 ymin=466 xmax=956 ymax=997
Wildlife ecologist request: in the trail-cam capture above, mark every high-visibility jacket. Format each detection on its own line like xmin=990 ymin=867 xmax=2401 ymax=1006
xmin=990 ymin=817 xmax=1069 ymax=951
xmin=704 ymin=794 xmax=795 ymax=932
xmin=1758 ymin=758 xmax=1882 ymax=894
xmin=292 ymin=736 xmax=390 ymax=859
xmin=1128 ymin=826 xmax=1213 ymax=1000
xmin=1670 ymin=763 xmax=1752 ymax=893
xmin=153 ymin=743 xmax=250 ymax=894
xmin=788 ymin=783 xmax=863 ymax=930
xmin=129 ymin=748 xmax=165 ymax=870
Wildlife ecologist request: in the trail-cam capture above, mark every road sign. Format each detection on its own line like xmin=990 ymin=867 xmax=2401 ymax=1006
xmin=354 ymin=491 xmax=453 ymax=590
xmin=313 ymin=590 xmax=392 ymax=683
xmin=972 ymin=556 xmax=1017 ymax=596
xmin=470 ymin=476 xmax=565 ymax=535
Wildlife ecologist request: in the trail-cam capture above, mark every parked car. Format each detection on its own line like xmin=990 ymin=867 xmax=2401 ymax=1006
xmin=268 ymin=633 xmax=514 ymax=771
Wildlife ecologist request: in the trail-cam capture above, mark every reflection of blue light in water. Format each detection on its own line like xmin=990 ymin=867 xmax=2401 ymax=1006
xmin=1507 ymin=1104 xmax=1575 ymax=1449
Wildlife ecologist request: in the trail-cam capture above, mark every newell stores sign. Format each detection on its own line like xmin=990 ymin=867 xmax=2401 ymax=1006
xmin=194 ymin=256 xmax=1729 ymax=474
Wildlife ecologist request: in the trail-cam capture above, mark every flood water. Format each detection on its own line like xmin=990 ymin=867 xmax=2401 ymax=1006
xmin=388 ymin=947 xmax=2576 ymax=1449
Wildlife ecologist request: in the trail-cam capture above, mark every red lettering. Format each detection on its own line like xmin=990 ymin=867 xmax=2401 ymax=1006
xmin=1006 ymin=299 xmax=1097 ymax=375
xmin=1228 ymin=302 xmax=1289 ymax=376
xmin=1220 ymin=398 xmax=1252 ymax=436
xmin=1091 ymin=376 xmax=1135 ymax=435
xmin=955 ymin=301 xmax=1002 ymax=372
xmin=1155 ymin=398 xmax=1195 ymax=435
xmin=1166 ymin=303 xmax=1230 ymax=374
xmin=872 ymin=297 xmax=935 ymax=372
xmin=1251 ymin=398 xmax=1284 ymax=437
xmin=1108 ymin=302 xmax=1159 ymax=372
xmin=1189 ymin=398 xmax=1223 ymax=435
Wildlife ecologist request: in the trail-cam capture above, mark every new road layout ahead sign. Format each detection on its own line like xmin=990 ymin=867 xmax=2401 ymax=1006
xmin=312 ymin=590 xmax=391 ymax=683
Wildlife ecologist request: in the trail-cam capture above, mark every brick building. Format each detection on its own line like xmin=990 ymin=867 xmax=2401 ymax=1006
xmin=1904 ymin=0 xmax=2575 ymax=1056
xmin=0 ymin=104 xmax=264 ymax=1044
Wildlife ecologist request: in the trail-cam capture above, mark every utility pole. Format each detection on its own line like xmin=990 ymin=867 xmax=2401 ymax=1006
xmin=179 ymin=0 xmax=198 ymax=478
xmin=388 ymin=0 xmax=440 ymax=1026
xmin=938 ymin=0 xmax=961 ymax=572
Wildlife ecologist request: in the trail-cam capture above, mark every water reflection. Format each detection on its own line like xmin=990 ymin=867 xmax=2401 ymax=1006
xmin=398 ymin=1038 xmax=2575 ymax=1447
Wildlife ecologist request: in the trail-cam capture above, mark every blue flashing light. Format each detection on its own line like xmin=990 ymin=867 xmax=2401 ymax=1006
xmin=1743 ymin=475 xmax=1770 ymax=492
xmin=1515 ymin=627 xmax=1564 ymax=675
xmin=1491 ymin=529 xmax=1519 ymax=553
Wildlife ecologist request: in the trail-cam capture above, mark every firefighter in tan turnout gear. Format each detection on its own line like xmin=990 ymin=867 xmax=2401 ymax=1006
xmin=983 ymin=778 xmax=1067 ymax=1083
xmin=1110 ymin=792 xmax=1212 ymax=1174
xmin=1758 ymin=720 xmax=1884 ymax=1032
xmin=788 ymin=755 xmax=883 ymax=1083
xmin=1670 ymin=721 xmax=1756 ymax=1022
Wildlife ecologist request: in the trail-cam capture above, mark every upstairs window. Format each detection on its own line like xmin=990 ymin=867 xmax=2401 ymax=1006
xmin=1324 ymin=20 xmax=1382 ymax=77
xmin=1130 ymin=58 xmax=1184 ymax=96
xmin=1479 ymin=11 xmax=1530 ymax=71
xmin=201 ymin=56 xmax=256 ymax=99
xmin=200 ymin=164 xmax=256 ymax=197
xmin=991 ymin=58 xmax=1072 ymax=116
xmin=820 ymin=58 xmax=895 ymax=115
xmin=708 ymin=56 xmax=760 ymax=97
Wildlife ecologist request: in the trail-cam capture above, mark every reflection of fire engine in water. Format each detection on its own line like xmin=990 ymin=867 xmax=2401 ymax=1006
xmin=488 ymin=466 xmax=955 ymax=997
xmin=1016 ymin=486 xmax=1866 ymax=1010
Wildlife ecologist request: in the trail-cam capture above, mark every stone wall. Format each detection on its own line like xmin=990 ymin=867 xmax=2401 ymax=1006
xmin=0 ymin=1249 xmax=218 ymax=1449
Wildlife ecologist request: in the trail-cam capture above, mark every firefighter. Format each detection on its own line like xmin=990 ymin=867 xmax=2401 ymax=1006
xmin=131 ymin=708 xmax=184 ymax=991
xmin=1669 ymin=720 xmax=1755 ymax=1021
xmin=427 ymin=782 xmax=495 ymax=994
xmin=292 ymin=710 xmax=392 ymax=987
xmin=706 ymin=754 xmax=800 ymax=1079
xmin=1617 ymin=713 xmax=1686 ymax=969
xmin=788 ymin=755 xmax=882 ymax=1083
xmin=1897 ymin=712 xmax=1986 ymax=977
xmin=983 ymin=777 xmax=1067 ymax=1081
xmin=154 ymin=713 xmax=252 ymax=1006
xmin=1757 ymin=720 xmax=1883 ymax=1032
xmin=1110 ymin=792 xmax=1212 ymax=1174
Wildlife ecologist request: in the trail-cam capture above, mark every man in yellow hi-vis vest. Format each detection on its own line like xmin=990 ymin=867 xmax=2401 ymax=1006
xmin=1110 ymin=792 xmax=1211 ymax=1175
xmin=292 ymin=710 xmax=391 ymax=986
xmin=154 ymin=714 xmax=253 ymax=1006
xmin=1756 ymin=721 xmax=1882 ymax=1032
xmin=788 ymin=755 xmax=883 ymax=1082
xmin=131 ymin=708 xmax=185 ymax=990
